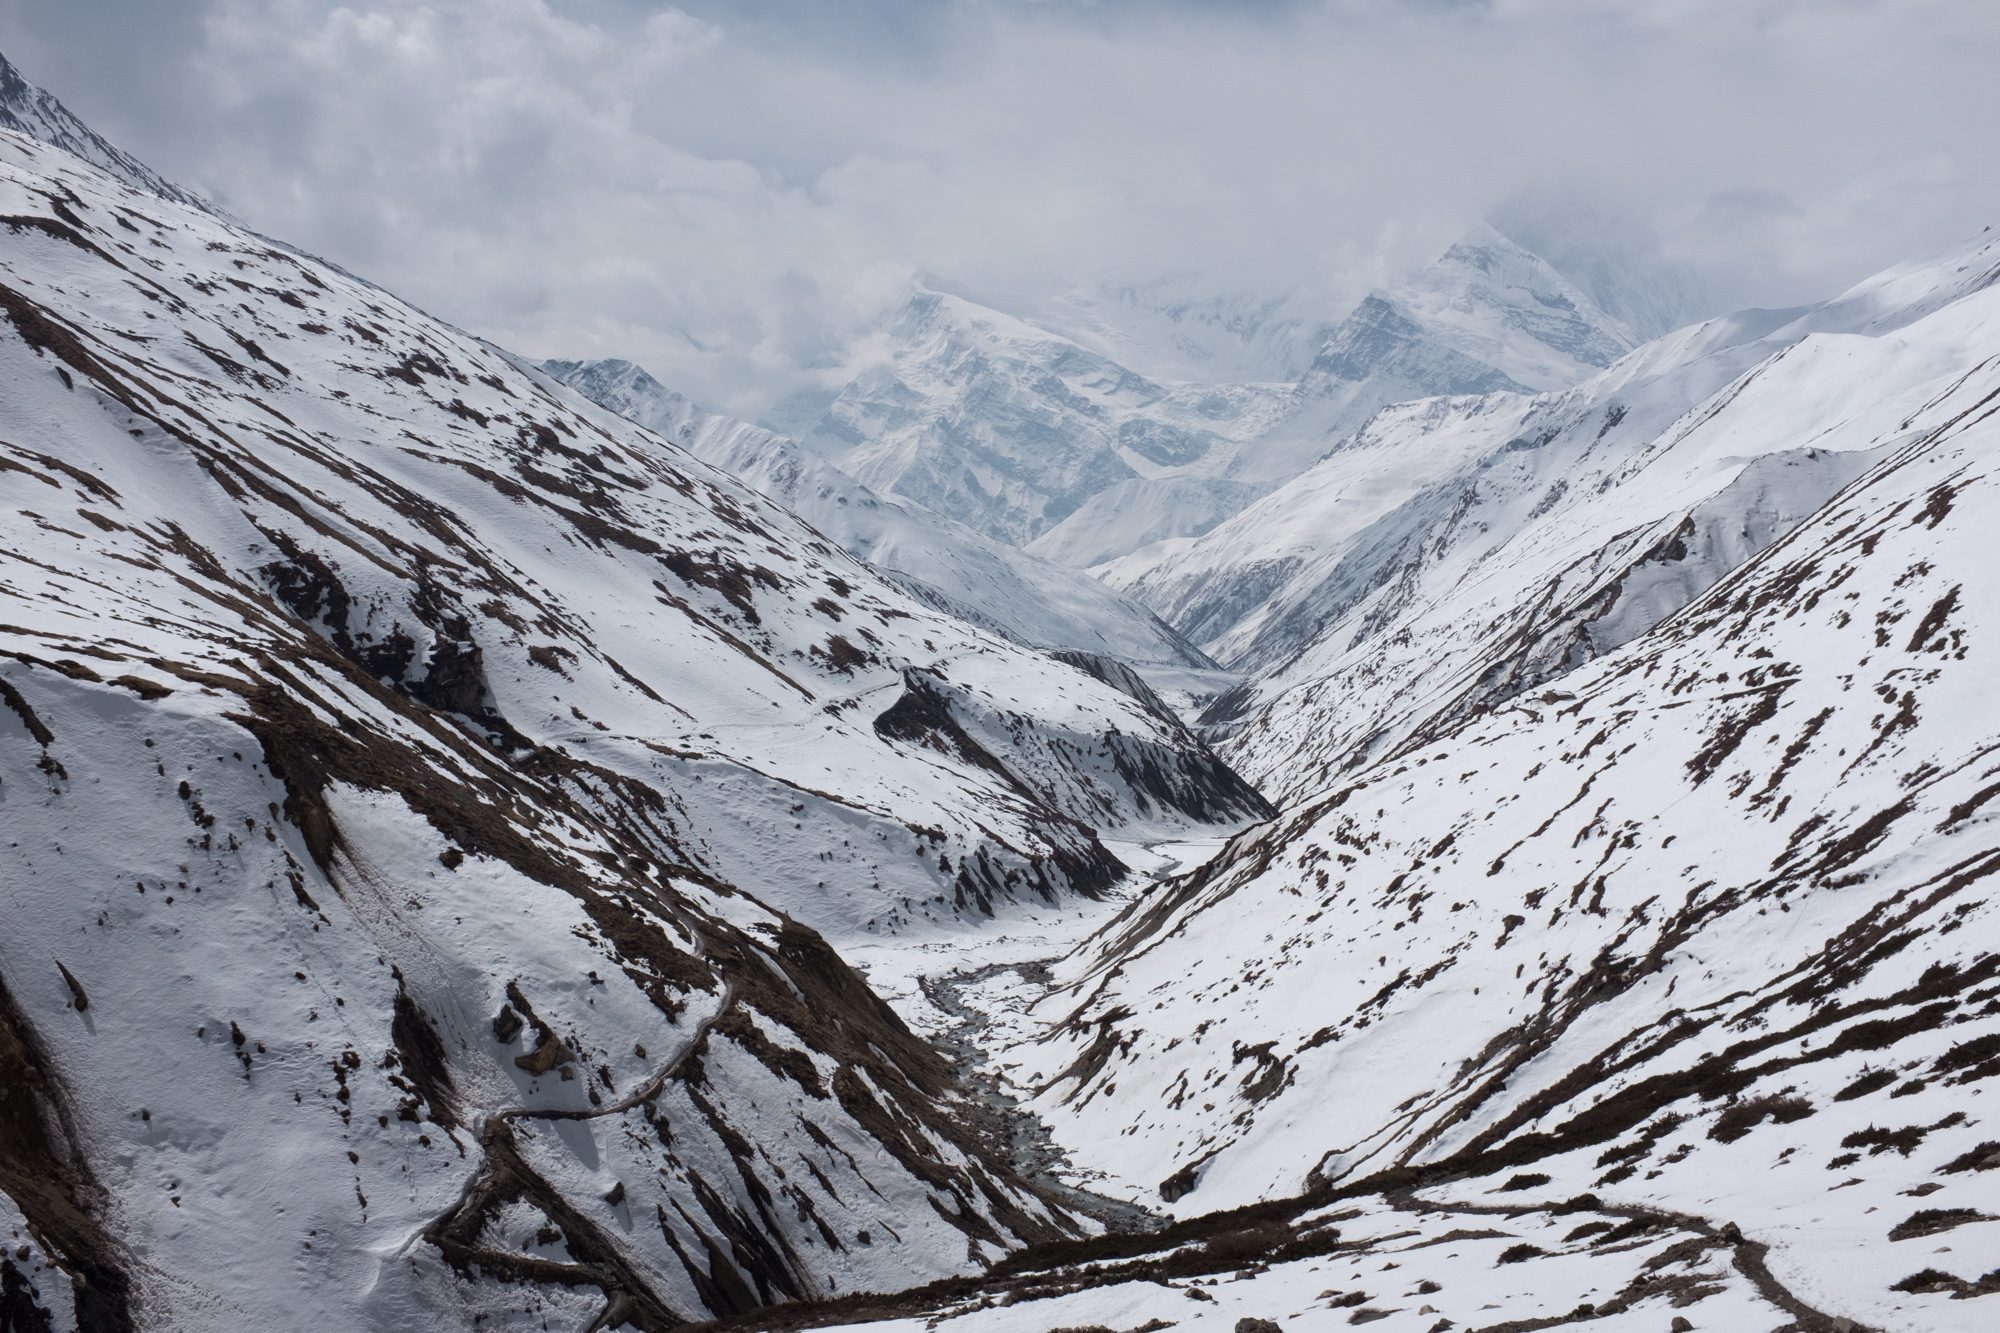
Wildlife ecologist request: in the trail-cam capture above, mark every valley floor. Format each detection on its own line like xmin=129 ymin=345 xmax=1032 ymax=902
xmin=841 ymin=834 xmax=1246 ymax=1223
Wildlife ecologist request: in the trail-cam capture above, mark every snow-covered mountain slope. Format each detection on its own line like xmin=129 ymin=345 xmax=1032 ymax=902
xmin=1190 ymin=227 xmax=1648 ymax=498
xmin=1108 ymin=389 xmax=1541 ymax=649
xmin=760 ymin=1181 xmax=1872 ymax=1331
xmin=757 ymin=238 xmax=2000 ymax=1333
xmin=1363 ymin=225 xmax=1638 ymax=391
xmin=1020 ymin=275 xmax=1335 ymax=384
xmin=0 ymin=50 xmax=207 ymax=212
xmin=539 ymin=357 xmax=1219 ymax=677
xmin=800 ymin=285 xmax=1294 ymax=547
xmin=1038 ymin=234 xmax=1658 ymax=582
xmin=1131 ymin=237 xmax=1999 ymax=811
xmin=1025 ymin=474 xmax=1269 ymax=575
xmin=803 ymin=230 xmax=1665 ymax=565
xmin=985 ymin=247 xmax=2000 ymax=1331
xmin=0 ymin=126 xmax=1277 ymax=1329
xmin=1110 ymin=302 xmax=1788 ymax=682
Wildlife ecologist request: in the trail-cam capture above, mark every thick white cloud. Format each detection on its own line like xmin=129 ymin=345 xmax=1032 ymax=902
xmin=6 ymin=0 xmax=1996 ymax=416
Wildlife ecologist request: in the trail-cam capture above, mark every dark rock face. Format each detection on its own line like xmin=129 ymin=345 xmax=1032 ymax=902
xmin=874 ymin=662 xmax=1268 ymax=908
xmin=0 ymin=975 xmax=133 ymax=1333
xmin=1159 ymin=1162 xmax=1202 ymax=1203
xmin=1052 ymin=652 xmax=1274 ymax=824
xmin=259 ymin=536 xmax=525 ymax=746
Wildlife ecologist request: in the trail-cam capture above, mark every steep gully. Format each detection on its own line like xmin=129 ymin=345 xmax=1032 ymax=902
xmin=919 ymin=960 xmax=1161 ymax=1237
xmin=908 ymin=838 xmax=1230 ymax=1235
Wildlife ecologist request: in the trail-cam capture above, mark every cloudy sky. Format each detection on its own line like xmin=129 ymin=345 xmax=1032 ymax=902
xmin=3 ymin=0 xmax=1995 ymax=418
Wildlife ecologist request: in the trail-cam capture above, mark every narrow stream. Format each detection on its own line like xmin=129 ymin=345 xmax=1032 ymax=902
xmin=922 ymin=958 xmax=1165 ymax=1234
xmin=889 ymin=835 xmax=1237 ymax=1235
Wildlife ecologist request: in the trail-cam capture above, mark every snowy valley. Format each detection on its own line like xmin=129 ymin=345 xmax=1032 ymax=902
xmin=0 ymin=40 xmax=1996 ymax=1333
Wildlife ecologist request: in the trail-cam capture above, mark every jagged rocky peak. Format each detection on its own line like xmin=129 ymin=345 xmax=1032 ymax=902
xmin=1299 ymin=291 xmax=1528 ymax=396
xmin=1489 ymin=191 xmax=1716 ymax=341
xmin=1403 ymin=223 xmax=1640 ymax=376
xmin=1296 ymin=222 xmax=1640 ymax=405
xmin=543 ymin=355 xmax=699 ymax=419
xmin=798 ymin=278 xmax=1293 ymax=547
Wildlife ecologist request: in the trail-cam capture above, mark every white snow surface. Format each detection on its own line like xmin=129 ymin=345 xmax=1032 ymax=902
xmin=797 ymin=227 xmax=1659 ymax=561
xmin=539 ymin=356 xmax=1218 ymax=678
xmin=5 ymin=46 xmax=2000 ymax=1333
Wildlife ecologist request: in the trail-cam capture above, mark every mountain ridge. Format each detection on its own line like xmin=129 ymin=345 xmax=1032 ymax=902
xmin=540 ymin=355 xmax=1227 ymax=694
xmin=803 ymin=223 xmax=1700 ymax=568
xmin=0 ymin=48 xmax=210 ymax=212
xmin=0 ymin=117 xmax=1265 ymax=1329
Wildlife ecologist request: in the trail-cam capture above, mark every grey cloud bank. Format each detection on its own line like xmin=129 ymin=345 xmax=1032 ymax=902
xmin=2 ymin=0 xmax=1994 ymax=419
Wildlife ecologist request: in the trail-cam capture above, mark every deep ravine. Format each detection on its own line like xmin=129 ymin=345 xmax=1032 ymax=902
xmin=854 ymin=836 xmax=1243 ymax=1237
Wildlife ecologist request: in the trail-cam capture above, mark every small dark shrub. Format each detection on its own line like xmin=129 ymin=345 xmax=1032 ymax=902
xmin=1889 ymin=1208 xmax=1992 ymax=1241
xmin=1710 ymin=1093 xmax=1815 ymax=1143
